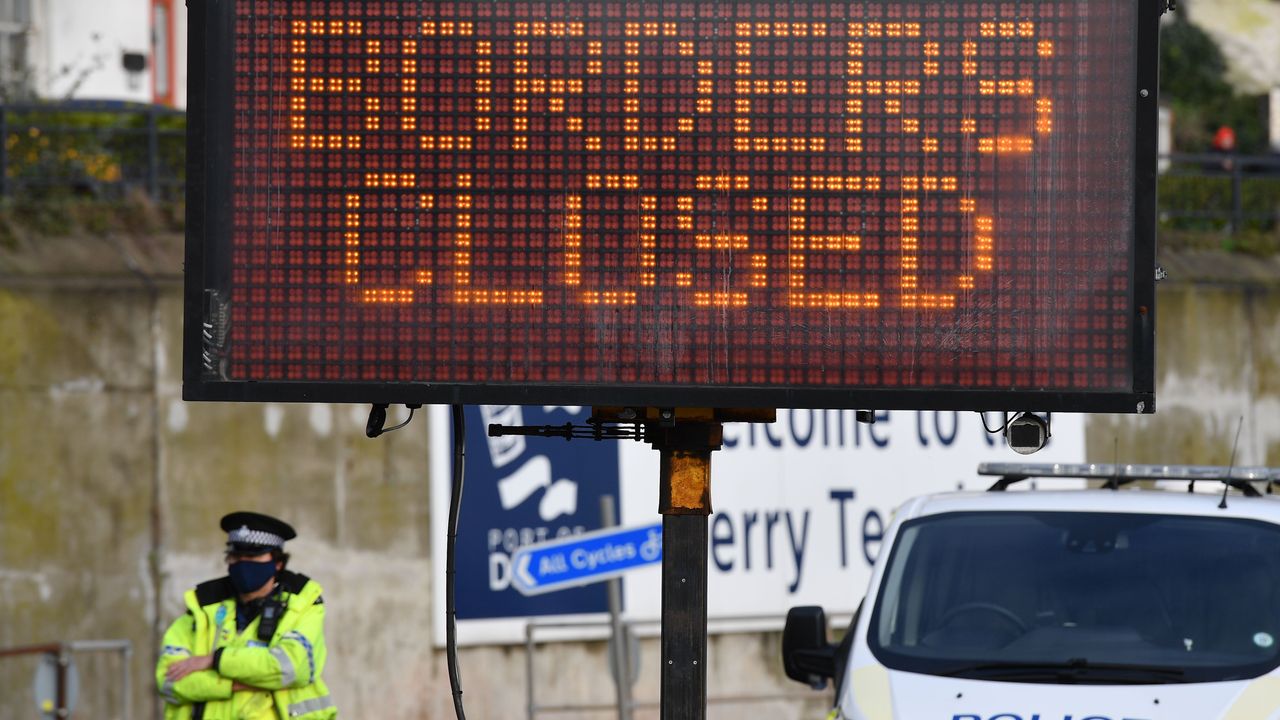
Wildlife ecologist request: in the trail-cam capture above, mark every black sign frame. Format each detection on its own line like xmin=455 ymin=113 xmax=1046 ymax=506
xmin=183 ymin=0 xmax=1159 ymax=413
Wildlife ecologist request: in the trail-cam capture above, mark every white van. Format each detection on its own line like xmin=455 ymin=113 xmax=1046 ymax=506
xmin=782 ymin=463 xmax=1280 ymax=720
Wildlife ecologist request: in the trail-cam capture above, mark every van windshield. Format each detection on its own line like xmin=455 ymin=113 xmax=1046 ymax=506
xmin=869 ymin=511 xmax=1280 ymax=684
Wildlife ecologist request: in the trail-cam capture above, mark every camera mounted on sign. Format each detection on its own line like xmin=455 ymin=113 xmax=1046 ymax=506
xmin=365 ymin=403 xmax=422 ymax=438
xmin=1005 ymin=412 xmax=1051 ymax=455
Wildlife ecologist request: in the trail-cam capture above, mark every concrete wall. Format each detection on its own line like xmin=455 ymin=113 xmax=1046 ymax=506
xmin=2 ymin=226 xmax=1280 ymax=719
xmin=1089 ymin=251 xmax=1280 ymax=468
xmin=0 ymin=225 xmax=833 ymax=719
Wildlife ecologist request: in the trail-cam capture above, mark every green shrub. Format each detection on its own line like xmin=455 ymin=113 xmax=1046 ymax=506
xmin=1159 ymin=173 xmax=1280 ymax=234
xmin=3 ymin=105 xmax=185 ymax=200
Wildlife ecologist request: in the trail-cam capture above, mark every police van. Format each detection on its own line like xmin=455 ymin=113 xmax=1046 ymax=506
xmin=782 ymin=463 xmax=1280 ymax=720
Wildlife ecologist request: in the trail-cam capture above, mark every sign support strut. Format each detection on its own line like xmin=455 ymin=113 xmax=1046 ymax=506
xmin=493 ymin=407 xmax=776 ymax=719
xmin=591 ymin=407 xmax=773 ymax=720
xmin=652 ymin=420 xmax=718 ymax=720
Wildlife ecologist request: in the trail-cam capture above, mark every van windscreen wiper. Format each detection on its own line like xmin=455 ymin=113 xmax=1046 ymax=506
xmin=939 ymin=658 xmax=1187 ymax=684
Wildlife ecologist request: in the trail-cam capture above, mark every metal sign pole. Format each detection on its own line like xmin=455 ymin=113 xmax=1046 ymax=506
xmin=613 ymin=407 xmax=773 ymax=720
xmin=496 ymin=408 xmax=775 ymax=720
xmin=600 ymin=494 xmax=634 ymax=720
xmin=651 ymin=421 xmax=719 ymax=720
xmin=661 ymin=511 xmax=708 ymax=720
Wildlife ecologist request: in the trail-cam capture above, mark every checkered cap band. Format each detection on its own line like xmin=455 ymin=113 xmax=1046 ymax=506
xmin=227 ymin=526 xmax=285 ymax=549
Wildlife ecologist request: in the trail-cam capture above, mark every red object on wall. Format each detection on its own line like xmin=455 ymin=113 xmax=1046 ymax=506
xmin=1212 ymin=125 xmax=1236 ymax=152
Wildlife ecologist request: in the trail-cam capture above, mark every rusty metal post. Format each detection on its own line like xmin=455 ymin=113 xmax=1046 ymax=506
xmin=0 ymin=105 xmax=8 ymax=198
xmin=1230 ymin=160 xmax=1243 ymax=236
xmin=55 ymin=646 xmax=69 ymax=719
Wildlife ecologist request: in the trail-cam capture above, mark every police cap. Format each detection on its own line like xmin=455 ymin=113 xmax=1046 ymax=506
xmin=220 ymin=511 xmax=297 ymax=554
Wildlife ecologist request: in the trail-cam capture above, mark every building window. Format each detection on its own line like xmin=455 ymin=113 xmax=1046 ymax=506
xmin=0 ymin=0 xmax=30 ymax=95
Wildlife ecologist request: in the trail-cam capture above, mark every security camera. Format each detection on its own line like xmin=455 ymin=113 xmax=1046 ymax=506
xmin=365 ymin=403 xmax=389 ymax=438
xmin=1005 ymin=412 xmax=1050 ymax=455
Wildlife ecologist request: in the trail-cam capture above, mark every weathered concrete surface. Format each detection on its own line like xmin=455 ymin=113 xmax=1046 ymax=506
xmin=0 ymin=281 xmax=157 ymax=720
xmin=2 ymin=222 xmax=1280 ymax=719
xmin=1088 ymin=254 xmax=1280 ymax=467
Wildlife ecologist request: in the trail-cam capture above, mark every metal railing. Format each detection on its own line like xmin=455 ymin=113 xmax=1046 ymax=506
xmin=523 ymin=616 xmax=835 ymax=719
xmin=0 ymin=640 xmax=131 ymax=720
xmin=0 ymin=101 xmax=185 ymax=201
xmin=1159 ymin=152 xmax=1280 ymax=234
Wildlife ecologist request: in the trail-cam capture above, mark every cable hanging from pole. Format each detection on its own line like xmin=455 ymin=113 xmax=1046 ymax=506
xmin=448 ymin=404 xmax=468 ymax=719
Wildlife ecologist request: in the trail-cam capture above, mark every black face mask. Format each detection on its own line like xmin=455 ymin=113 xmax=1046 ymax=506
xmin=228 ymin=559 xmax=277 ymax=595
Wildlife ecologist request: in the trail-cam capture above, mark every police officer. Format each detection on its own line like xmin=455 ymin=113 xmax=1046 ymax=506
xmin=156 ymin=512 xmax=337 ymax=719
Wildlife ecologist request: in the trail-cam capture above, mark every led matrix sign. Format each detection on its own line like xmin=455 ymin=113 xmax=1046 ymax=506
xmin=184 ymin=0 xmax=1157 ymax=411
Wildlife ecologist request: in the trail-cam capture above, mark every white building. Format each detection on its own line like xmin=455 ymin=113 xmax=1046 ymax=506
xmin=1 ymin=0 xmax=187 ymax=106
xmin=1185 ymin=0 xmax=1280 ymax=96
xmin=1182 ymin=0 xmax=1280 ymax=152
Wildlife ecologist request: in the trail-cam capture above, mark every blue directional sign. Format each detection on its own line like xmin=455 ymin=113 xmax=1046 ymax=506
xmin=453 ymin=405 xmax=621 ymax=620
xmin=512 ymin=523 xmax=663 ymax=596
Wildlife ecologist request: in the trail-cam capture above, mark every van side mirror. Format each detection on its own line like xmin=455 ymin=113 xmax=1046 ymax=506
xmin=782 ymin=606 xmax=837 ymax=689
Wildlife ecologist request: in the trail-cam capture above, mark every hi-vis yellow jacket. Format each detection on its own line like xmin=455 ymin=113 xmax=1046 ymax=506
xmin=156 ymin=571 xmax=337 ymax=720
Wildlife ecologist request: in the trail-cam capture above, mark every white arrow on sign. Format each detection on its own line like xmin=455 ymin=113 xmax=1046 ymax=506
xmin=515 ymin=552 xmax=538 ymax=591
xmin=510 ymin=523 xmax=663 ymax=596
